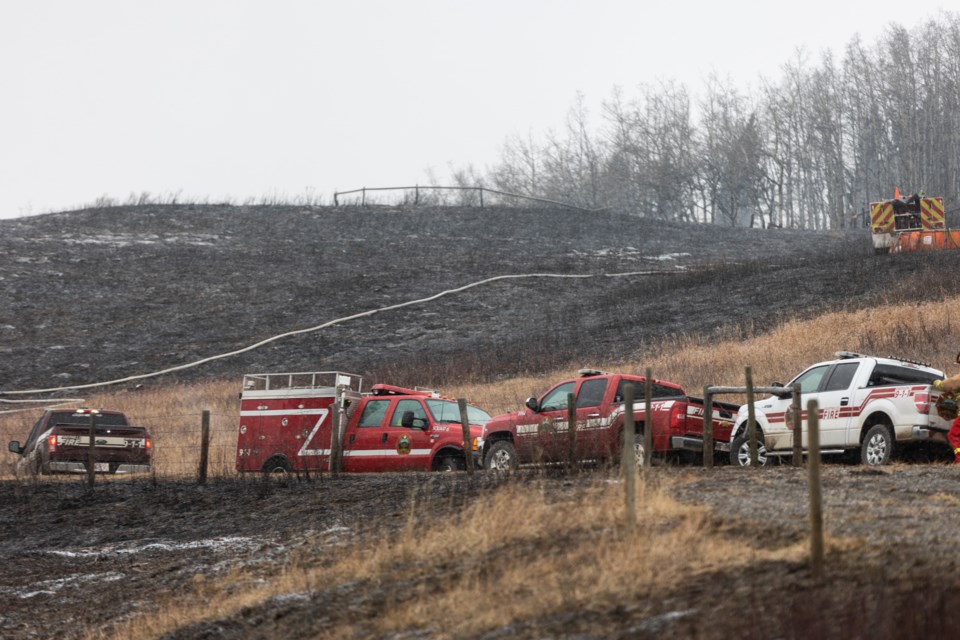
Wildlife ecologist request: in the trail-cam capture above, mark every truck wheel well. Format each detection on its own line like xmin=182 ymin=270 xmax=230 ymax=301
xmin=860 ymin=413 xmax=893 ymax=444
xmin=485 ymin=431 xmax=514 ymax=444
xmin=733 ymin=423 xmax=764 ymax=440
xmin=261 ymin=455 xmax=293 ymax=474
xmin=432 ymin=447 xmax=466 ymax=470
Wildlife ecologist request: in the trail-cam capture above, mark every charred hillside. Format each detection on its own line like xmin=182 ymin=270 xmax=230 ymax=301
xmin=0 ymin=204 xmax=956 ymax=393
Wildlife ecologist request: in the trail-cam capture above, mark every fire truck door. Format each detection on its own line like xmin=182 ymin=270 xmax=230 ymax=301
xmin=341 ymin=399 xmax=390 ymax=473
xmin=527 ymin=381 xmax=577 ymax=462
xmin=384 ymin=400 xmax=434 ymax=471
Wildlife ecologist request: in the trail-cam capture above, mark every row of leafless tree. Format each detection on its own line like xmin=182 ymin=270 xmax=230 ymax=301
xmin=457 ymin=14 xmax=960 ymax=229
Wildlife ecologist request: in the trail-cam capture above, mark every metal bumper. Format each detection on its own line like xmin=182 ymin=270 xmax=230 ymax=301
xmin=670 ymin=436 xmax=703 ymax=451
xmin=47 ymin=461 xmax=151 ymax=474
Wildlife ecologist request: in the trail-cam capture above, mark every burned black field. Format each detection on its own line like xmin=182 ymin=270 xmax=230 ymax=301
xmin=5 ymin=205 xmax=960 ymax=639
xmin=0 ymin=204 xmax=956 ymax=394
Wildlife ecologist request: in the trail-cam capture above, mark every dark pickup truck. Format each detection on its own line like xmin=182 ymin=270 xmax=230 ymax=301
xmin=8 ymin=409 xmax=152 ymax=476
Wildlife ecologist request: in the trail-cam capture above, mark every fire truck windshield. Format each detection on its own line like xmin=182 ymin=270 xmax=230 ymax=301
xmin=425 ymin=399 xmax=492 ymax=426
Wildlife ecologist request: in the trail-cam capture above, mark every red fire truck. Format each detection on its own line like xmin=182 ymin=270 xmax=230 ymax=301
xmin=235 ymin=371 xmax=491 ymax=474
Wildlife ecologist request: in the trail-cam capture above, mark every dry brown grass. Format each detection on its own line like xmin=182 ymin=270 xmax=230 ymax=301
xmin=91 ymin=474 xmax=813 ymax=639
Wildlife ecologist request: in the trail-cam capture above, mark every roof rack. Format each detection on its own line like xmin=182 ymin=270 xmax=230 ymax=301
xmin=834 ymin=351 xmax=932 ymax=368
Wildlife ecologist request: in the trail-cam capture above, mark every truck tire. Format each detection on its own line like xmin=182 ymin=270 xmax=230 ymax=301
xmin=730 ymin=431 xmax=768 ymax=467
xmin=262 ymin=456 xmax=293 ymax=475
xmin=861 ymin=424 xmax=894 ymax=466
xmin=484 ymin=440 xmax=518 ymax=471
xmin=435 ymin=455 xmax=466 ymax=472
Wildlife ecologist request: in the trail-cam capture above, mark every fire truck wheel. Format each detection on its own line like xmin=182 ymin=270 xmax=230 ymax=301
xmin=730 ymin=432 xmax=768 ymax=467
xmin=484 ymin=440 xmax=518 ymax=471
xmin=861 ymin=423 xmax=894 ymax=466
xmin=262 ymin=456 xmax=293 ymax=475
xmin=435 ymin=455 xmax=466 ymax=472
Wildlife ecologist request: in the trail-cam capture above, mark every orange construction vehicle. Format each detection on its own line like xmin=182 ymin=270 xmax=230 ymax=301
xmin=870 ymin=191 xmax=959 ymax=254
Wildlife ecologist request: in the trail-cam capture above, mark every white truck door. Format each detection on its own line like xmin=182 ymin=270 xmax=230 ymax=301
xmin=812 ymin=362 xmax=860 ymax=448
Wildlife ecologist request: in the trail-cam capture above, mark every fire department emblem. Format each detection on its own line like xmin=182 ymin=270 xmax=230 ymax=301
xmin=397 ymin=435 xmax=412 ymax=455
xmin=539 ymin=419 xmax=552 ymax=433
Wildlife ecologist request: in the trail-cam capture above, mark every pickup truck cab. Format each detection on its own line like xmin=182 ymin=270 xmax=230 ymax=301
xmin=481 ymin=369 xmax=739 ymax=470
xmin=8 ymin=408 xmax=152 ymax=476
xmin=728 ymin=352 xmax=949 ymax=466
xmin=236 ymin=372 xmax=491 ymax=474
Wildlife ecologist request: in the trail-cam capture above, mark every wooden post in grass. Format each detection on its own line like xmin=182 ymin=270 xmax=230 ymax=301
xmin=567 ymin=392 xmax=577 ymax=471
xmin=703 ymin=386 xmax=714 ymax=469
xmin=198 ymin=410 xmax=210 ymax=485
xmin=622 ymin=383 xmax=637 ymax=536
xmin=87 ymin=411 xmax=97 ymax=488
xmin=792 ymin=384 xmax=803 ymax=467
xmin=644 ymin=369 xmax=653 ymax=468
xmin=807 ymin=399 xmax=824 ymax=581
xmin=746 ymin=367 xmax=758 ymax=467
xmin=330 ymin=392 xmax=344 ymax=477
xmin=458 ymin=399 xmax=475 ymax=477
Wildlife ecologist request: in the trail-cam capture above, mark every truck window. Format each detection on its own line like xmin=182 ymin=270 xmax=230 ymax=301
xmin=391 ymin=400 xmax=428 ymax=427
xmin=867 ymin=364 xmax=942 ymax=386
xmin=49 ymin=412 xmax=128 ymax=427
xmin=792 ymin=365 xmax=830 ymax=394
xmin=540 ymin=382 xmax=576 ymax=411
xmin=576 ymin=379 xmax=608 ymax=408
xmin=425 ymin=399 xmax=493 ymax=426
xmin=614 ymin=380 xmax=684 ymax=402
xmin=823 ymin=362 xmax=859 ymax=392
xmin=357 ymin=400 xmax=390 ymax=427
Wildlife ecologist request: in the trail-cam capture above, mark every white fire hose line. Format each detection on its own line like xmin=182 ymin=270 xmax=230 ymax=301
xmin=0 ymin=270 xmax=675 ymax=398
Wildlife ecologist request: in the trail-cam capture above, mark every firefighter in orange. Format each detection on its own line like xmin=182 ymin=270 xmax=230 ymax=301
xmin=933 ymin=352 xmax=960 ymax=463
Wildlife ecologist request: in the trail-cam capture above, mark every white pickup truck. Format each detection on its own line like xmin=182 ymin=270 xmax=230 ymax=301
xmin=729 ymin=352 xmax=950 ymax=466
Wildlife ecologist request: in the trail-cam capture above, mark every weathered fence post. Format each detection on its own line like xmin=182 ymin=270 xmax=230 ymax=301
xmin=330 ymin=390 xmax=344 ymax=477
xmin=622 ymin=383 xmax=636 ymax=536
xmin=457 ymin=399 xmax=475 ymax=477
xmin=792 ymin=384 xmax=802 ymax=467
xmin=87 ymin=410 xmax=97 ymax=488
xmin=567 ymin=393 xmax=577 ymax=471
xmin=334 ymin=191 xmax=339 ymax=207
xmin=415 ymin=184 xmax=419 ymax=205
xmin=703 ymin=386 xmax=714 ymax=469
xmin=746 ymin=366 xmax=758 ymax=467
xmin=644 ymin=369 xmax=653 ymax=468
xmin=198 ymin=410 xmax=210 ymax=484
xmin=807 ymin=399 xmax=824 ymax=581
xmin=479 ymin=187 xmax=484 ymax=208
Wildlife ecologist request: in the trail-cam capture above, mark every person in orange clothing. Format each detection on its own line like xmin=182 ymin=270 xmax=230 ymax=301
xmin=933 ymin=352 xmax=960 ymax=463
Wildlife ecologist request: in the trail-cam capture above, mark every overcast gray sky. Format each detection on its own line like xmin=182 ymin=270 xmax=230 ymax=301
xmin=1 ymin=0 xmax=951 ymax=218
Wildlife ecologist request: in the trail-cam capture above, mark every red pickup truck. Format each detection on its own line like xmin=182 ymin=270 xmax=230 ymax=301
xmin=236 ymin=372 xmax=492 ymax=474
xmin=7 ymin=408 xmax=152 ymax=476
xmin=480 ymin=369 xmax=738 ymax=470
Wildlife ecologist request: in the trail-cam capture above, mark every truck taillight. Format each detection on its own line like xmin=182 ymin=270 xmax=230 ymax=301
xmin=48 ymin=435 xmax=57 ymax=452
xmin=145 ymin=437 xmax=152 ymax=450
xmin=670 ymin=403 xmax=685 ymax=430
xmin=916 ymin=392 xmax=930 ymax=415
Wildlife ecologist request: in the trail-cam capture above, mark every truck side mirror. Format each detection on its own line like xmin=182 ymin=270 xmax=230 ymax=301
xmin=771 ymin=382 xmax=784 ymax=388
xmin=8 ymin=441 xmax=22 ymax=455
xmin=524 ymin=397 xmax=540 ymax=413
xmin=401 ymin=411 xmax=428 ymax=430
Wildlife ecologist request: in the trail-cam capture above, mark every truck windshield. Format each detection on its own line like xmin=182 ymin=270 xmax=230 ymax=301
xmin=425 ymin=399 xmax=492 ymax=426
